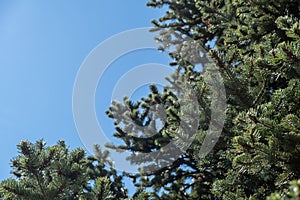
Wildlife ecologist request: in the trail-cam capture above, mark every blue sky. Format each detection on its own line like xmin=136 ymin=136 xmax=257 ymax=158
xmin=0 ymin=0 xmax=170 ymax=182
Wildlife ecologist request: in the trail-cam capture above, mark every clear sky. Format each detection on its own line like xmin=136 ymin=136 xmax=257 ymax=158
xmin=0 ymin=0 xmax=170 ymax=182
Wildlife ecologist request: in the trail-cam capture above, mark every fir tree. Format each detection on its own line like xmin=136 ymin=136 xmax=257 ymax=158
xmin=0 ymin=140 xmax=127 ymax=200
xmin=106 ymin=0 xmax=300 ymax=199
xmin=1 ymin=0 xmax=300 ymax=199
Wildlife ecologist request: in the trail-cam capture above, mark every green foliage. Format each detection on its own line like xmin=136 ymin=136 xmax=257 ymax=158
xmin=86 ymin=144 xmax=127 ymax=199
xmin=0 ymin=140 xmax=88 ymax=200
xmin=90 ymin=177 xmax=115 ymax=200
xmin=0 ymin=140 xmax=127 ymax=200
xmin=106 ymin=0 xmax=300 ymax=199
xmin=1 ymin=0 xmax=300 ymax=199
xmin=267 ymin=180 xmax=300 ymax=200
